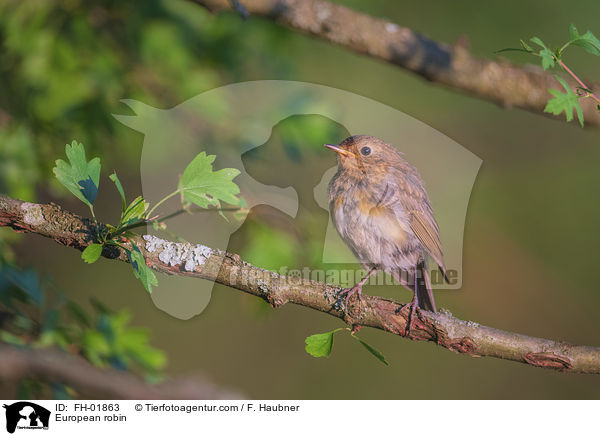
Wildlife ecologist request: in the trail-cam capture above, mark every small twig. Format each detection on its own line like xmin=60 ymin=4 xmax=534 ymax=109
xmin=558 ymin=59 xmax=600 ymax=105
xmin=118 ymin=206 xmax=242 ymax=233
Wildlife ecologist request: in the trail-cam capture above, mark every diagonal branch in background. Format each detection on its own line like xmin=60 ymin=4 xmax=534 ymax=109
xmin=191 ymin=0 xmax=600 ymax=128
xmin=2 ymin=193 xmax=600 ymax=374
xmin=0 ymin=344 xmax=244 ymax=400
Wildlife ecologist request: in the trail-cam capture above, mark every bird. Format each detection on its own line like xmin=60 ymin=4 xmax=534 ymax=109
xmin=325 ymin=135 xmax=448 ymax=331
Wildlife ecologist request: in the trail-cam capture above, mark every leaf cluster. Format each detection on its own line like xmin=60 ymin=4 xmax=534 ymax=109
xmin=53 ymin=141 xmax=243 ymax=293
xmin=0 ymin=261 xmax=166 ymax=399
xmin=498 ymin=24 xmax=600 ymax=127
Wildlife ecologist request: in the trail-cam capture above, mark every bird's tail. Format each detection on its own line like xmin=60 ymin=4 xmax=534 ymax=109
xmin=416 ymin=262 xmax=436 ymax=312
xmin=390 ymin=262 xmax=437 ymax=312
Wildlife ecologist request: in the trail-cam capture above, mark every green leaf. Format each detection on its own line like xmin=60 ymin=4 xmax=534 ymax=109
xmin=81 ymin=329 xmax=111 ymax=365
xmin=109 ymin=172 xmax=127 ymax=213
xmin=1 ymin=331 xmax=26 ymax=345
xmin=117 ymin=327 xmax=167 ymax=371
xmin=51 ymin=384 xmax=71 ymax=401
xmin=495 ymin=47 xmax=532 ymax=54
xmin=495 ymin=39 xmax=535 ymax=55
xmin=575 ymin=101 xmax=584 ymax=128
xmin=530 ymin=36 xmax=547 ymax=49
xmin=36 ymin=330 xmax=70 ymax=349
xmin=178 ymin=152 xmax=241 ymax=209
xmin=126 ymin=243 xmax=158 ymax=293
xmin=52 ymin=140 xmax=101 ymax=207
xmin=530 ymin=37 xmax=556 ymax=69
xmin=351 ymin=334 xmax=389 ymax=366
xmin=544 ymin=76 xmax=584 ymax=127
xmin=569 ymin=23 xmax=578 ymax=40
xmin=90 ymin=297 xmax=112 ymax=315
xmin=81 ymin=243 xmax=103 ymax=264
xmin=539 ymin=49 xmax=556 ymax=69
xmin=42 ymin=308 xmax=60 ymax=332
xmin=135 ymin=347 xmax=167 ymax=371
xmin=12 ymin=314 xmax=34 ymax=332
xmin=520 ymin=39 xmax=534 ymax=52
xmin=566 ymin=24 xmax=600 ymax=56
xmin=305 ymin=328 xmax=343 ymax=358
xmin=305 ymin=331 xmax=334 ymax=357
xmin=3 ymin=267 xmax=44 ymax=307
xmin=121 ymin=196 xmax=149 ymax=227
xmin=66 ymin=301 xmax=91 ymax=327
xmin=80 ymin=309 xmax=166 ymax=372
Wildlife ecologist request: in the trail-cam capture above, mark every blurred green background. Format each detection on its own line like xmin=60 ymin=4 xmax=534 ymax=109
xmin=1 ymin=0 xmax=600 ymax=399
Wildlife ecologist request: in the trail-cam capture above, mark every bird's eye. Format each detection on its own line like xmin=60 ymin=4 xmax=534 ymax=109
xmin=360 ymin=146 xmax=371 ymax=156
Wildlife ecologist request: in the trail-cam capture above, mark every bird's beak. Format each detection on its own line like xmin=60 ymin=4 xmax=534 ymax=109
xmin=324 ymin=144 xmax=356 ymax=158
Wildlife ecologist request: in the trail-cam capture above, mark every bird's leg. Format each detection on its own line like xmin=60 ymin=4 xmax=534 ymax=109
xmin=404 ymin=292 xmax=419 ymax=336
xmin=337 ymin=267 xmax=377 ymax=308
xmin=404 ymin=265 xmax=421 ymax=336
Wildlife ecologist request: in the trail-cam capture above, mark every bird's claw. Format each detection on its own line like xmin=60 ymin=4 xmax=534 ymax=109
xmin=403 ymin=298 xmax=422 ymax=337
xmin=335 ymin=285 xmax=363 ymax=312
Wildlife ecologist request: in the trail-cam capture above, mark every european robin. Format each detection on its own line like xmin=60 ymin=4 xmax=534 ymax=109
xmin=325 ymin=135 xmax=448 ymax=330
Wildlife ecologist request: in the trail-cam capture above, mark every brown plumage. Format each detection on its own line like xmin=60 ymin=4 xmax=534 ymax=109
xmin=326 ymin=135 xmax=447 ymax=325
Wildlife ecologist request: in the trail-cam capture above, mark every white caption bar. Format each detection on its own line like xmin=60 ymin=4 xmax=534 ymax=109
xmin=0 ymin=400 xmax=595 ymax=435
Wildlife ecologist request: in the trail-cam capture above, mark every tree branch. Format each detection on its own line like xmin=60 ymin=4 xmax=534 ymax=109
xmin=0 ymin=344 xmax=244 ymax=399
xmin=2 ymin=193 xmax=600 ymax=374
xmin=191 ymin=0 xmax=600 ymax=128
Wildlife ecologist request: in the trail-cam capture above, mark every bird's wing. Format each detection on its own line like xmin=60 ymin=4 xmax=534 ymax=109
xmin=381 ymin=170 xmax=447 ymax=277
xmin=408 ymin=209 xmax=446 ymax=274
